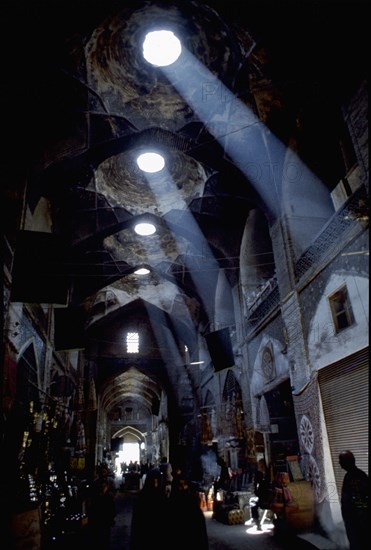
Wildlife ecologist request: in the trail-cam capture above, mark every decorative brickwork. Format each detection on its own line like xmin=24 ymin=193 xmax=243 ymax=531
xmin=294 ymin=187 xmax=368 ymax=281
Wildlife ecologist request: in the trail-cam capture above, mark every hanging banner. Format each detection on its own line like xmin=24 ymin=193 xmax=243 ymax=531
xmin=293 ymin=375 xmax=326 ymax=503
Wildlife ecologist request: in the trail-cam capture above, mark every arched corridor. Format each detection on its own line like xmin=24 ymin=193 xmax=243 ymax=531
xmin=2 ymin=1 xmax=368 ymax=549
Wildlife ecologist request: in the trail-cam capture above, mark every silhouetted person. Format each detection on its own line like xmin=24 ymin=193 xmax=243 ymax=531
xmin=159 ymin=456 xmax=173 ymax=497
xmin=339 ymin=450 xmax=369 ymax=550
xmin=88 ymin=479 xmax=116 ymax=550
xmin=130 ymin=468 xmax=170 ymax=550
xmin=169 ymin=473 xmax=209 ymax=549
xmin=215 ymin=456 xmax=229 ymax=494
xmin=93 ymin=463 xmax=116 ymax=494
xmin=250 ymin=470 xmax=270 ymax=530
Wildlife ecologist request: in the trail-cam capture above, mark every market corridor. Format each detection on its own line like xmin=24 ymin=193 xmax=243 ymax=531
xmin=108 ymin=487 xmax=313 ymax=550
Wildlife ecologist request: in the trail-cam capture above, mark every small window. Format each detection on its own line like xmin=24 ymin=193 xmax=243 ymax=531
xmin=328 ymin=286 xmax=354 ymax=333
xmin=127 ymin=332 xmax=139 ymax=353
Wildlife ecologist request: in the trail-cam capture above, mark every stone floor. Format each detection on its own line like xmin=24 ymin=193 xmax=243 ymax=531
xmin=108 ymin=488 xmax=328 ymax=550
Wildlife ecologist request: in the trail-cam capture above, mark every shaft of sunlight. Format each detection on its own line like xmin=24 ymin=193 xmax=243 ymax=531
xmin=162 ymin=48 xmax=330 ymax=223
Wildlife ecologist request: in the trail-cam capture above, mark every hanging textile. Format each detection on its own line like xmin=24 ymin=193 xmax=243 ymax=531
xmin=258 ymin=394 xmax=271 ymax=433
xmin=88 ymin=377 xmax=97 ymax=411
xmin=76 ymin=418 xmax=86 ymax=455
xmin=73 ymin=379 xmax=85 ymax=411
xmin=200 ymin=409 xmax=213 ymax=444
xmin=293 ymin=375 xmax=326 ymax=503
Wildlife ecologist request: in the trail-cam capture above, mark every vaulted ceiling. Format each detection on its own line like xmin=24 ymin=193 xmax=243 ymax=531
xmin=5 ymin=0 xmax=366 ymax=431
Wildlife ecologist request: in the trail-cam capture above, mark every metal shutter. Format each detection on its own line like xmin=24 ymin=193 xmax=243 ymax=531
xmin=318 ymin=347 xmax=369 ymax=499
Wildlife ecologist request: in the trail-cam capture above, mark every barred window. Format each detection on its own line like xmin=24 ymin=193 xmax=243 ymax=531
xmin=127 ymin=332 xmax=139 ymax=353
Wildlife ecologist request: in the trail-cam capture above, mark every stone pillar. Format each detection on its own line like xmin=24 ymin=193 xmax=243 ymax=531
xmin=270 ymin=218 xmax=296 ymax=297
xmin=269 ymin=214 xmax=312 ymax=392
xmin=281 ymin=291 xmax=311 ymax=393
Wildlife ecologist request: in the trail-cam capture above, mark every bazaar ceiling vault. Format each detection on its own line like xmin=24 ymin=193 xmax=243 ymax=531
xmin=5 ymin=0 xmax=364 ymax=426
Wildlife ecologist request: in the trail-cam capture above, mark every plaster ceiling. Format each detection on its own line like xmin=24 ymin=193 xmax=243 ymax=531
xmin=7 ymin=0 xmax=366 ymax=426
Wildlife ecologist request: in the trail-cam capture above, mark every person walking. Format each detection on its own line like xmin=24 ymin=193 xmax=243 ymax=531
xmin=159 ymin=456 xmax=173 ymax=498
xmin=88 ymin=478 xmax=116 ymax=550
xmin=130 ymin=467 xmax=170 ymax=550
xmin=169 ymin=472 xmax=209 ymax=549
xmin=213 ymin=456 xmax=230 ymax=500
xmin=339 ymin=450 xmax=369 ymax=550
xmin=250 ymin=470 xmax=271 ymax=530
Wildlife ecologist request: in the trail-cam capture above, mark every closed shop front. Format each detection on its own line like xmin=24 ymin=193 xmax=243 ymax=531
xmin=318 ymin=347 xmax=369 ymax=498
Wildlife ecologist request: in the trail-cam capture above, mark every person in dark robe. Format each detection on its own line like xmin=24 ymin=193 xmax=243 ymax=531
xmin=88 ymin=478 xmax=116 ymax=550
xmin=339 ymin=450 xmax=369 ymax=550
xmin=169 ymin=473 xmax=209 ymax=550
xmin=130 ymin=467 xmax=170 ymax=550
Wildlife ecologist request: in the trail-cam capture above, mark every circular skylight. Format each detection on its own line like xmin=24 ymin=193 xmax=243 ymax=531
xmin=134 ymin=222 xmax=156 ymax=236
xmin=136 ymin=152 xmax=165 ymax=173
xmin=134 ymin=267 xmax=150 ymax=275
xmin=142 ymin=30 xmax=182 ymax=66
